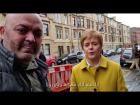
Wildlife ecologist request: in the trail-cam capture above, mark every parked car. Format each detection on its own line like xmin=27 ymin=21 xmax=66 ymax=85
xmin=102 ymin=50 xmax=108 ymax=57
xmin=116 ymin=48 xmax=125 ymax=54
xmin=120 ymin=48 xmax=133 ymax=67
xmin=76 ymin=51 xmax=85 ymax=61
xmin=110 ymin=49 xmax=116 ymax=55
xmin=105 ymin=49 xmax=116 ymax=56
xmin=105 ymin=50 xmax=112 ymax=56
xmin=45 ymin=55 xmax=56 ymax=67
xmin=67 ymin=53 xmax=79 ymax=64
xmin=56 ymin=54 xmax=69 ymax=65
xmin=116 ymin=48 xmax=122 ymax=54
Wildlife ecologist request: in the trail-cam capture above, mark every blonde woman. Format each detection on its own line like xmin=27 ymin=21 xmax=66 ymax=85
xmin=70 ymin=30 xmax=128 ymax=92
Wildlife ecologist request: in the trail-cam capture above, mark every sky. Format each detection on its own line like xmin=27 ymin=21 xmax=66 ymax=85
xmin=108 ymin=14 xmax=140 ymax=27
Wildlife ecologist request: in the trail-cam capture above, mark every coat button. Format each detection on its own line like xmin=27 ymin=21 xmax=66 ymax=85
xmin=94 ymin=88 xmax=97 ymax=92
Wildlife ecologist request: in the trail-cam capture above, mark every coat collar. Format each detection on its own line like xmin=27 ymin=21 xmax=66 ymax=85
xmin=0 ymin=40 xmax=38 ymax=71
xmin=0 ymin=40 xmax=15 ymax=66
xmin=79 ymin=55 xmax=108 ymax=70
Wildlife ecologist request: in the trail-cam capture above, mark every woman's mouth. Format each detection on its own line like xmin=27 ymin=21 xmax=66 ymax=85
xmin=89 ymin=52 xmax=94 ymax=55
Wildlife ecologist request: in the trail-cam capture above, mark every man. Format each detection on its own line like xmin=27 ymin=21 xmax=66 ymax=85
xmin=0 ymin=14 xmax=50 ymax=91
xmin=70 ymin=30 xmax=127 ymax=92
xmin=130 ymin=43 xmax=140 ymax=70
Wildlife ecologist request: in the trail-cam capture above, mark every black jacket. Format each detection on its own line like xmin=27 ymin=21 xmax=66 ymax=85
xmin=0 ymin=41 xmax=51 ymax=92
xmin=132 ymin=47 xmax=140 ymax=59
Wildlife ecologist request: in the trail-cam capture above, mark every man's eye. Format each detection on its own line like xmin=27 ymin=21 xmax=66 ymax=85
xmin=17 ymin=29 xmax=28 ymax=34
xmin=33 ymin=30 xmax=42 ymax=37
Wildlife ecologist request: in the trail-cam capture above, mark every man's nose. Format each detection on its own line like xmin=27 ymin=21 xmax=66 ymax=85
xmin=26 ymin=32 xmax=35 ymax=42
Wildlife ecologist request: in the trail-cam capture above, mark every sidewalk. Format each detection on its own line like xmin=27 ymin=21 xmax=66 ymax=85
xmin=124 ymin=69 xmax=140 ymax=91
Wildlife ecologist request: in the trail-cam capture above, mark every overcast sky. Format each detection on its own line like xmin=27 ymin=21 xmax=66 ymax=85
xmin=108 ymin=14 xmax=140 ymax=27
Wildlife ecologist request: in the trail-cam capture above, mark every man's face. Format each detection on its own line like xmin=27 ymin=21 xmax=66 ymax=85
xmin=4 ymin=14 xmax=43 ymax=63
xmin=83 ymin=37 xmax=102 ymax=60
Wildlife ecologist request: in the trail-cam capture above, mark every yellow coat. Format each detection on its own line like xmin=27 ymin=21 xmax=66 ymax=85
xmin=70 ymin=55 xmax=128 ymax=92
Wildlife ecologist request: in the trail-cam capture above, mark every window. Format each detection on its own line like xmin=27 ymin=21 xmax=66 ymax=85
xmin=105 ymin=25 xmax=107 ymax=33
xmin=81 ymin=18 xmax=84 ymax=27
xmin=87 ymin=19 xmax=90 ymax=29
xmin=72 ymin=17 xmax=76 ymax=26
xmin=108 ymin=26 xmax=111 ymax=34
xmin=109 ymin=35 xmax=112 ymax=42
xmin=44 ymin=44 xmax=50 ymax=56
xmin=91 ymin=21 xmax=94 ymax=29
xmin=54 ymin=14 xmax=61 ymax=23
xmin=96 ymin=22 xmax=99 ymax=31
xmin=65 ymin=28 xmax=69 ymax=39
xmin=73 ymin=30 xmax=77 ymax=39
xmin=105 ymin=34 xmax=107 ymax=42
xmin=112 ymin=36 xmax=115 ymax=42
xmin=114 ymin=28 xmax=116 ymax=34
xmin=39 ymin=13 xmax=47 ymax=17
xmin=56 ymin=26 xmax=63 ymax=39
xmin=67 ymin=46 xmax=70 ymax=54
xmin=77 ymin=17 xmax=81 ymax=27
xmin=43 ymin=24 xmax=49 ymax=36
xmin=58 ymin=46 xmax=64 ymax=57
xmin=64 ymin=14 xmax=68 ymax=25
xmin=120 ymin=37 xmax=122 ymax=42
xmin=104 ymin=16 xmax=106 ymax=23
xmin=99 ymin=23 xmax=104 ymax=32
xmin=79 ymin=32 xmax=81 ymax=38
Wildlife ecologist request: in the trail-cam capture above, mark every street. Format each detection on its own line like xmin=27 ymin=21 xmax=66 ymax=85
xmin=108 ymin=54 xmax=140 ymax=91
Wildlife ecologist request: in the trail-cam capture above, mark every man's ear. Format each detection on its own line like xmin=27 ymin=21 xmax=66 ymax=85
xmin=0 ymin=26 xmax=5 ymax=39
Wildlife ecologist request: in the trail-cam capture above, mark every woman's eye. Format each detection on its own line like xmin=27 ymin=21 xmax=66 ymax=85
xmin=84 ymin=44 xmax=89 ymax=47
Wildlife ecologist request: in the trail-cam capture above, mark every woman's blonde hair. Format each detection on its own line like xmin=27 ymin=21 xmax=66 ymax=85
xmin=80 ymin=29 xmax=103 ymax=49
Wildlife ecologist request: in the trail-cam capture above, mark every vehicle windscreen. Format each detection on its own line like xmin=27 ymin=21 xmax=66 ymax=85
xmin=123 ymin=49 xmax=132 ymax=54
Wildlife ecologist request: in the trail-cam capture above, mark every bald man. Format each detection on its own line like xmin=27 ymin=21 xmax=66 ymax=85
xmin=0 ymin=14 xmax=50 ymax=91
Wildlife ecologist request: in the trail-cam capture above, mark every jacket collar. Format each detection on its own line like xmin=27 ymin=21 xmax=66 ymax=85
xmin=0 ymin=40 xmax=15 ymax=66
xmin=79 ymin=55 xmax=108 ymax=70
xmin=0 ymin=40 xmax=38 ymax=71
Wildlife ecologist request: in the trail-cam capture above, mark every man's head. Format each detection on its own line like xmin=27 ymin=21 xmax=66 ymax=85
xmin=1 ymin=13 xmax=43 ymax=64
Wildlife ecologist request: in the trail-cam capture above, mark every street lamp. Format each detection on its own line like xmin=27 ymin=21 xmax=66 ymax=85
xmin=78 ymin=32 xmax=81 ymax=51
xmin=70 ymin=14 xmax=74 ymax=53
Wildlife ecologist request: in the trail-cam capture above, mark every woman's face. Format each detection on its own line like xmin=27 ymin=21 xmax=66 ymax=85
xmin=83 ymin=37 xmax=102 ymax=61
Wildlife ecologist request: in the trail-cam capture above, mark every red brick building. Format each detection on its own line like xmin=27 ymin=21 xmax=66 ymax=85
xmin=130 ymin=27 xmax=140 ymax=46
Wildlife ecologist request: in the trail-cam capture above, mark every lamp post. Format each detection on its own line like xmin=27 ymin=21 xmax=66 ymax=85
xmin=78 ymin=32 xmax=81 ymax=52
xmin=70 ymin=14 xmax=74 ymax=53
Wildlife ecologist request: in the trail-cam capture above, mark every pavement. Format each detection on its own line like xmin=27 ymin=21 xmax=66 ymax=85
xmin=108 ymin=54 xmax=140 ymax=91
xmin=122 ymin=68 xmax=140 ymax=91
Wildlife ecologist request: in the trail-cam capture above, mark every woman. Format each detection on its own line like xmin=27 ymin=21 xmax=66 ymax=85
xmin=70 ymin=30 xmax=128 ymax=92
